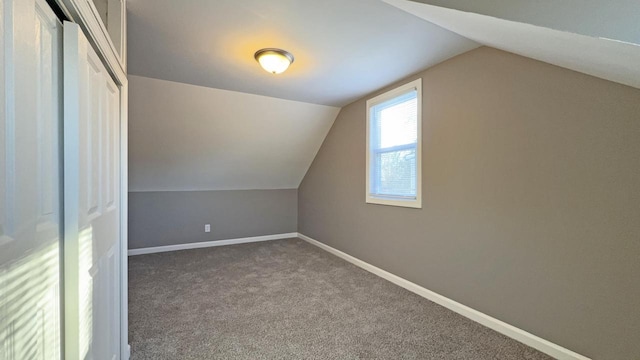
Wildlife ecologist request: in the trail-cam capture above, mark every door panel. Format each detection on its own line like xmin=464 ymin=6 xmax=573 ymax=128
xmin=85 ymin=54 xmax=103 ymax=221
xmin=0 ymin=0 xmax=13 ymax=249
xmin=105 ymin=80 xmax=118 ymax=211
xmin=64 ymin=21 xmax=121 ymax=360
xmin=35 ymin=0 xmax=62 ymax=239
xmin=0 ymin=0 xmax=62 ymax=359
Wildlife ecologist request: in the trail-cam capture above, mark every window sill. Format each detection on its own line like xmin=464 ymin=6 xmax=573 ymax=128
xmin=366 ymin=196 xmax=422 ymax=209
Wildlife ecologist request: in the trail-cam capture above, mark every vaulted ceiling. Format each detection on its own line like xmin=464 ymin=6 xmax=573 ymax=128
xmin=128 ymin=76 xmax=340 ymax=192
xmin=407 ymin=0 xmax=640 ymax=45
xmin=126 ymin=0 xmax=479 ymax=107
xmin=385 ymin=0 xmax=640 ymax=90
xmin=126 ymin=0 xmax=640 ymax=192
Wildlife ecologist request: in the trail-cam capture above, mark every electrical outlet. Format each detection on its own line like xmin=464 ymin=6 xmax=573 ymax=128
xmin=205 ymin=224 xmax=211 ymax=233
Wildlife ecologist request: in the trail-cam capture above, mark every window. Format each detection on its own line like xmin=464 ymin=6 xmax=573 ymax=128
xmin=366 ymin=79 xmax=422 ymax=208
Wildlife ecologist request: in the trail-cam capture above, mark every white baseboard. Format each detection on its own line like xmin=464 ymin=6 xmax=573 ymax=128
xmin=128 ymin=233 xmax=298 ymax=256
xmin=297 ymin=233 xmax=590 ymax=360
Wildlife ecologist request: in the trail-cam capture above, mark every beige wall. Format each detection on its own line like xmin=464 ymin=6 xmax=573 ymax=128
xmin=298 ymin=47 xmax=640 ymax=359
xmin=126 ymin=74 xmax=333 ymax=249
xmin=129 ymin=189 xmax=297 ymax=249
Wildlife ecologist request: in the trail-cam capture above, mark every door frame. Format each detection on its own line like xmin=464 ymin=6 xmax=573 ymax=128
xmin=54 ymin=0 xmax=126 ymax=82
xmin=53 ymin=0 xmax=129 ymax=358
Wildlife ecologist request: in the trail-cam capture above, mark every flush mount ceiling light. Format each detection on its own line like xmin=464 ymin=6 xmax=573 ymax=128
xmin=254 ymin=48 xmax=294 ymax=74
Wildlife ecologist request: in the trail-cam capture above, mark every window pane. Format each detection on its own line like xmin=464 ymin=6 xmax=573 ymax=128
xmin=373 ymin=148 xmax=417 ymax=197
xmin=373 ymin=91 xmax=417 ymax=149
xmin=367 ymin=79 xmax=421 ymax=207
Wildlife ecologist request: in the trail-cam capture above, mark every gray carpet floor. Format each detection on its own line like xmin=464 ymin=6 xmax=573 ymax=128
xmin=129 ymin=238 xmax=553 ymax=359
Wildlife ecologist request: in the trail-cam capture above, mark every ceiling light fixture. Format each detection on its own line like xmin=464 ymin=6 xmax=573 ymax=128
xmin=254 ymin=48 xmax=294 ymax=74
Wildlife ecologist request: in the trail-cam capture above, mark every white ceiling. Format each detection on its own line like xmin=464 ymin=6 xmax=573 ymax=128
xmin=384 ymin=0 xmax=640 ymax=90
xmin=408 ymin=0 xmax=640 ymax=45
xmin=126 ymin=0 xmax=479 ymax=107
xmin=128 ymin=75 xmax=340 ymax=192
xmin=127 ymin=1 xmax=640 ymax=192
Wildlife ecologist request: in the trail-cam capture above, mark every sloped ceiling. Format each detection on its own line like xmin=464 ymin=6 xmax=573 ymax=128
xmin=126 ymin=0 xmax=481 ymax=192
xmin=128 ymin=76 xmax=340 ymax=192
xmin=128 ymin=0 xmax=639 ymax=193
xmin=384 ymin=0 xmax=640 ymax=90
xmin=408 ymin=0 xmax=640 ymax=45
xmin=126 ymin=0 xmax=479 ymax=107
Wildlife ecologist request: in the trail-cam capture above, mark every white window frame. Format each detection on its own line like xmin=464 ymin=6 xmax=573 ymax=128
xmin=366 ymin=78 xmax=422 ymax=209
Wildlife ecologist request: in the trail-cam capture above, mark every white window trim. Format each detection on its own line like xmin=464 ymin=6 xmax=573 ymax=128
xmin=365 ymin=78 xmax=422 ymax=209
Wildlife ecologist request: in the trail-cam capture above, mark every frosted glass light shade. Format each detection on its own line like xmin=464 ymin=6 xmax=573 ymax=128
xmin=254 ymin=48 xmax=294 ymax=74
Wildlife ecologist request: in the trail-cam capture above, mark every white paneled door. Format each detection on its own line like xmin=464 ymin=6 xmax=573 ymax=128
xmin=1 ymin=1 xmax=125 ymax=359
xmin=64 ymin=21 xmax=122 ymax=360
xmin=0 ymin=0 xmax=63 ymax=358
